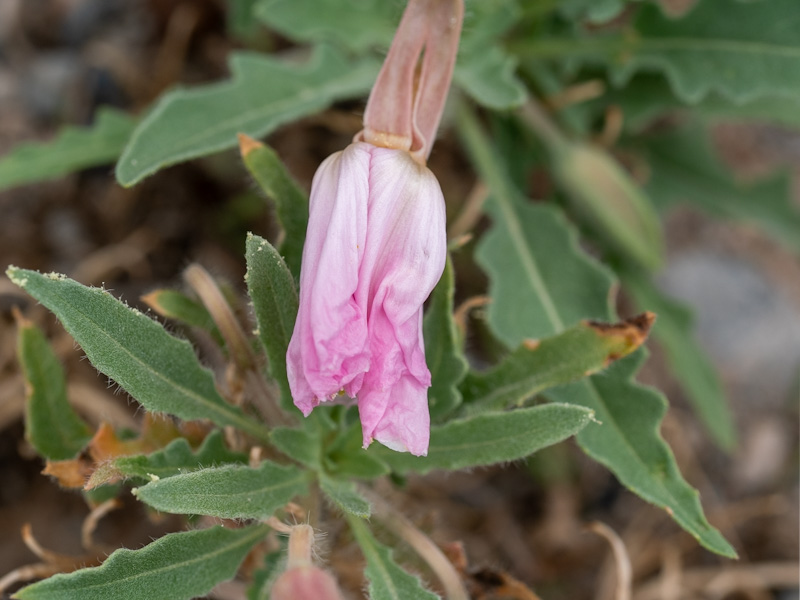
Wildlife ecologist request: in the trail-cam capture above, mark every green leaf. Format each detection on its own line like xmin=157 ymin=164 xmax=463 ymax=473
xmin=324 ymin=417 xmax=391 ymax=480
xmin=14 ymin=524 xmax=269 ymax=600
xmin=347 ymin=516 xmax=440 ymax=600
xmin=240 ymin=142 xmax=308 ymax=278
xmin=623 ymin=273 xmax=735 ymax=450
xmin=141 ymin=289 xmax=217 ymax=332
xmin=559 ymin=0 xmax=633 ymax=23
xmin=376 ymin=404 xmax=593 ymax=475
xmin=244 ymin=233 xmax=299 ymax=410
xmin=270 ymin=426 xmax=320 ymax=469
xmin=546 ymin=353 xmax=736 ymax=557
xmin=642 ymin=126 xmax=800 ymax=254
xmin=457 ymin=107 xmax=736 ymax=558
xmin=253 ymin=0 xmax=400 ymax=52
xmin=461 ymin=316 xmax=652 ymax=414
xmin=133 ymin=461 xmax=309 ymax=519
xmin=105 ymin=431 xmax=248 ymax=484
xmin=0 ymin=107 xmax=135 ymax=191
xmin=593 ymin=74 xmax=800 ymax=132
xmin=6 ymin=267 xmax=271 ymax=443
xmin=423 ymin=256 xmax=468 ymax=421
xmin=116 ymin=46 xmax=378 ymax=186
xmin=524 ymin=0 xmax=800 ymax=104
xmin=319 ymin=474 xmax=371 ymax=518
xmin=612 ymin=0 xmax=800 ymax=103
xmin=17 ymin=318 xmax=92 ymax=460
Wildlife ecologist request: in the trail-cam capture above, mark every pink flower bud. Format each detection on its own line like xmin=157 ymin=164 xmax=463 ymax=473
xmin=271 ymin=566 xmax=345 ymax=600
xmin=286 ymin=0 xmax=463 ymax=456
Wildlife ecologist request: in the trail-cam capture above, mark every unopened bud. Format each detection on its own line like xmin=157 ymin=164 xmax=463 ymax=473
xmin=270 ymin=524 xmax=345 ymax=600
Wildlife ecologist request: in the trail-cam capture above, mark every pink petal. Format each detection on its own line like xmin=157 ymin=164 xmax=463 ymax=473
xmin=286 ymin=144 xmax=372 ymax=415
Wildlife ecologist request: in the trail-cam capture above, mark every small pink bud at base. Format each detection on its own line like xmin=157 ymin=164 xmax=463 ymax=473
xmin=271 ymin=566 xmax=346 ymax=600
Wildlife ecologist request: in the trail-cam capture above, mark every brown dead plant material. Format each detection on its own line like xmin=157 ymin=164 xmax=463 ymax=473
xmin=0 ymin=499 xmax=121 ymax=595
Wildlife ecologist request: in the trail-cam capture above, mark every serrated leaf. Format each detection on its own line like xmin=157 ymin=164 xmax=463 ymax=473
xmin=133 ymin=461 xmax=309 ymax=519
xmin=6 ymin=267 xmax=271 ymax=443
xmin=642 ymin=126 xmax=800 ymax=254
xmin=254 ymin=0 xmax=526 ymax=109
xmin=594 ymin=74 xmax=800 ymax=132
xmin=546 ymin=353 xmax=736 ymax=557
xmin=347 ymin=516 xmax=440 ymax=600
xmin=376 ymin=403 xmax=593 ymax=475
xmin=110 ymin=431 xmax=248 ymax=483
xmin=14 ymin=524 xmax=268 ymax=600
xmin=17 ymin=317 xmax=92 ymax=460
xmin=244 ymin=233 xmax=299 ymax=410
xmin=116 ymin=46 xmax=378 ymax=186
xmin=319 ymin=474 xmax=371 ymax=518
xmin=623 ymin=273 xmax=735 ymax=450
xmin=461 ymin=315 xmax=653 ymax=414
xmin=611 ymin=0 xmax=800 ymax=103
xmin=240 ymin=140 xmax=308 ymax=278
xmin=0 ymin=107 xmax=135 ymax=191
xmin=423 ymin=257 xmax=468 ymax=422
xmin=457 ymin=108 xmax=736 ymax=558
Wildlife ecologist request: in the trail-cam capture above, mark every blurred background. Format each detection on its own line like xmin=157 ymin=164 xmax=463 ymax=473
xmin=0 ymin=1 xmax=797 ymax=598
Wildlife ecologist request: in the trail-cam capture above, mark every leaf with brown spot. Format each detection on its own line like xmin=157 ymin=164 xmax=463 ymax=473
xmin=460 ymin=315 xmax=653 ymax=414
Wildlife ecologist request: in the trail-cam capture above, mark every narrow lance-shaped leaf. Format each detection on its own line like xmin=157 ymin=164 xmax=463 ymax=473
xmin=623 ymin=273 xmax=736 ymax=450
xmin=15 ymin=524 xmax=269 ymax=600
xmin=116 ymin=46 xmax=379 ymax=186
xmin=239 ymin=136 xmax=308 ymax=279
xmin=0 ymin=107 xmax=135 ymax=191
xmin=16 ymin=316 xmax=92 ymax=460
xmin=133 ymin=461 xmax=309 ymax=520
xmin=6 ymin=267 xmax=271 ymax=443
xmin=346 ymin=515 xmax=440 ymax=600
xmin=87 ymin=430 xmax=249 ymax=489
xmin=245 ymin=233 xmax=299 ymax=411
xmin=376 ymin=404 xmax=593 ymax=475
xmin=642 ymin=126 xmax=800 ymax=255
xmin=457 ymin=107 xmax=736 ymax=558
xmin=141 ymin=289 xmax=219 ymax=335
xmin=461 ymin=314 xmax=654 ymax=415
xmin=423 ymin=256 xmax=468 ymax=421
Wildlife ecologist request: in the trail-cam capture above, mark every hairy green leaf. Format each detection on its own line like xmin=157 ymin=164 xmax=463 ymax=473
xmin=457 ymin=108 xmax=735 ymax=557
xmin=347 ymin=516 xmax=440 ymax=600
xmin=643 ymin=126 xmax=800 ymax=254
xmin=17 ymin=318 xmax=92 ymax=460
xmin=241 ymin=142 xmax=308 ymax=278
xmin=133 ymin=461 xmax=308 ymax=519
xmin=624 ymin=273 xmax=735 ymax=450
xmin=320 ymin=474 xmax=371 ymax=518
xmin=6 ymin=267 xmax=270 ymax=442
xmin=15 ymin=524 xmax=269 ymax=600
xmin=245 ymin=233 xmax=299 ymax=411
xmin=423 ymin=257 xmax=468 ymax=421
xmin=0 ymin=108 xmax=134 ymax=191
xmin=376 ymin=404 xmax=593 ymax=475
xmin=97 ymin=431 xmax=248 ymax=486
xmin=270 ymin=426 xmax=320 ymax=469
xmin=461 ymin=316 xmax=652 ymax=414
xmin=141 ymin=289 xmax=217 ymax=333
xmin=116 ymin=46 xmax=378 ymax=186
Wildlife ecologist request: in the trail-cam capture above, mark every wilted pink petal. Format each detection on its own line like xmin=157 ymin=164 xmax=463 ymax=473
xmin=285 ymin=0 xmax=462 ymax=455
xmin=286 ymin=145 xmax=371 ymax=415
